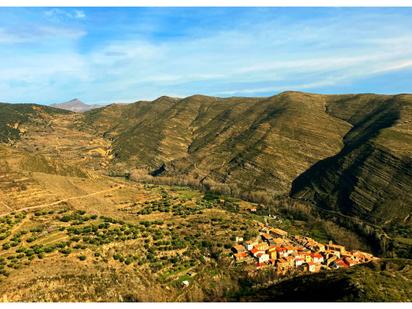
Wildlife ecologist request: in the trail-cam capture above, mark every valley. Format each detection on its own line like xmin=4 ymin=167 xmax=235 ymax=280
xmin=0 ymin=92 xmax=411 ymax=301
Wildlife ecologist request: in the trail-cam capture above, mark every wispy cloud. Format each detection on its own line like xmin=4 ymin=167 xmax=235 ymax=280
xmin=0 ymin=25 xmax=85 ymax=45
xmin=44 ymin=8 xmax=86 ymax=21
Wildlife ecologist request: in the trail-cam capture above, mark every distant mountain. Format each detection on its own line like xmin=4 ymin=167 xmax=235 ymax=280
xmin=51 ymin=99 xmax=103 ymax=112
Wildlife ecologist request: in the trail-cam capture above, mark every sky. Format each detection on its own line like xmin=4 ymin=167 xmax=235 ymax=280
xmin=0 ymin=7 xmax=411 ymax=105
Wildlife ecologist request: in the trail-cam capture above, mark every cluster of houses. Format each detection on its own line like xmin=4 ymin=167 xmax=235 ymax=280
xmin=231 ymin=227 xmax=375 ymax=276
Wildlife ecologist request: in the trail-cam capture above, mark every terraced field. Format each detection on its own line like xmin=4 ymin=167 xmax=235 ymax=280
xmin=16 ymin=113 xmax=113 ymax=176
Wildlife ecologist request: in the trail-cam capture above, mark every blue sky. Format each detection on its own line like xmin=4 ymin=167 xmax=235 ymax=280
xmin=0 ymin=7 xmax=411 ymax=105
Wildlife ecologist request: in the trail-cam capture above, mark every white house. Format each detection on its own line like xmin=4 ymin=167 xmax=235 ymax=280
xmin=257 ymin=253 xmax=270 ymax=264
xmin=243 ymin=240 xmax=258 ymax=251
xmin=235 ymin=236 xmax=244 ymax=243
xmin=295 ymin=257 xmax=305 ymax=267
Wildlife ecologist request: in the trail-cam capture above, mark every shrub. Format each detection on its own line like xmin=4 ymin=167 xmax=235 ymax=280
xmin=26 ymin=236 xmax=36 ymax=243
xmin=60 ymin=215 xmax=71 ymax=222
xmin=25 ymin=249 xmax=34 ymax=257
xmin=44 ymin=246 xmax=55 ymax=253
xmin=59 ymin=248 xmax=72 ymax=255
xmin=78 ymin=255 xmax=87 ymax=261
xmin=0 ymin=233 xmax=8 ymax=240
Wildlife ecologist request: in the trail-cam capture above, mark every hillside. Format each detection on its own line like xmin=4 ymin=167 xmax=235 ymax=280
xmin=0 ymin=92 xmax=411 ymax=301
xmin=84 ymin=92 xmax=351 ymax=197
xmin=0 ymin=103 xmax=70 ymax=143
xmin=291 ymin=94 xmax=412 ymax=255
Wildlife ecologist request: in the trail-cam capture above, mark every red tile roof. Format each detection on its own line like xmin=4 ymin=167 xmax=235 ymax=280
xmin=261 ymin=233 xmax=273 ymax=239
xmin=250 ymin=248 xmax=261 ymax=255
xmin=232 ymin=244 xmax=246 ymax=252
xmin=335 ymin=259 xmax=349 ymax=268
xmin=311 ymin=253 xmax=323 ymax=258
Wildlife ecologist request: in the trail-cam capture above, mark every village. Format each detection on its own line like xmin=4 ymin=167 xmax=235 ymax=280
xmin=231 ymin=226 xmax=376 ymax=276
